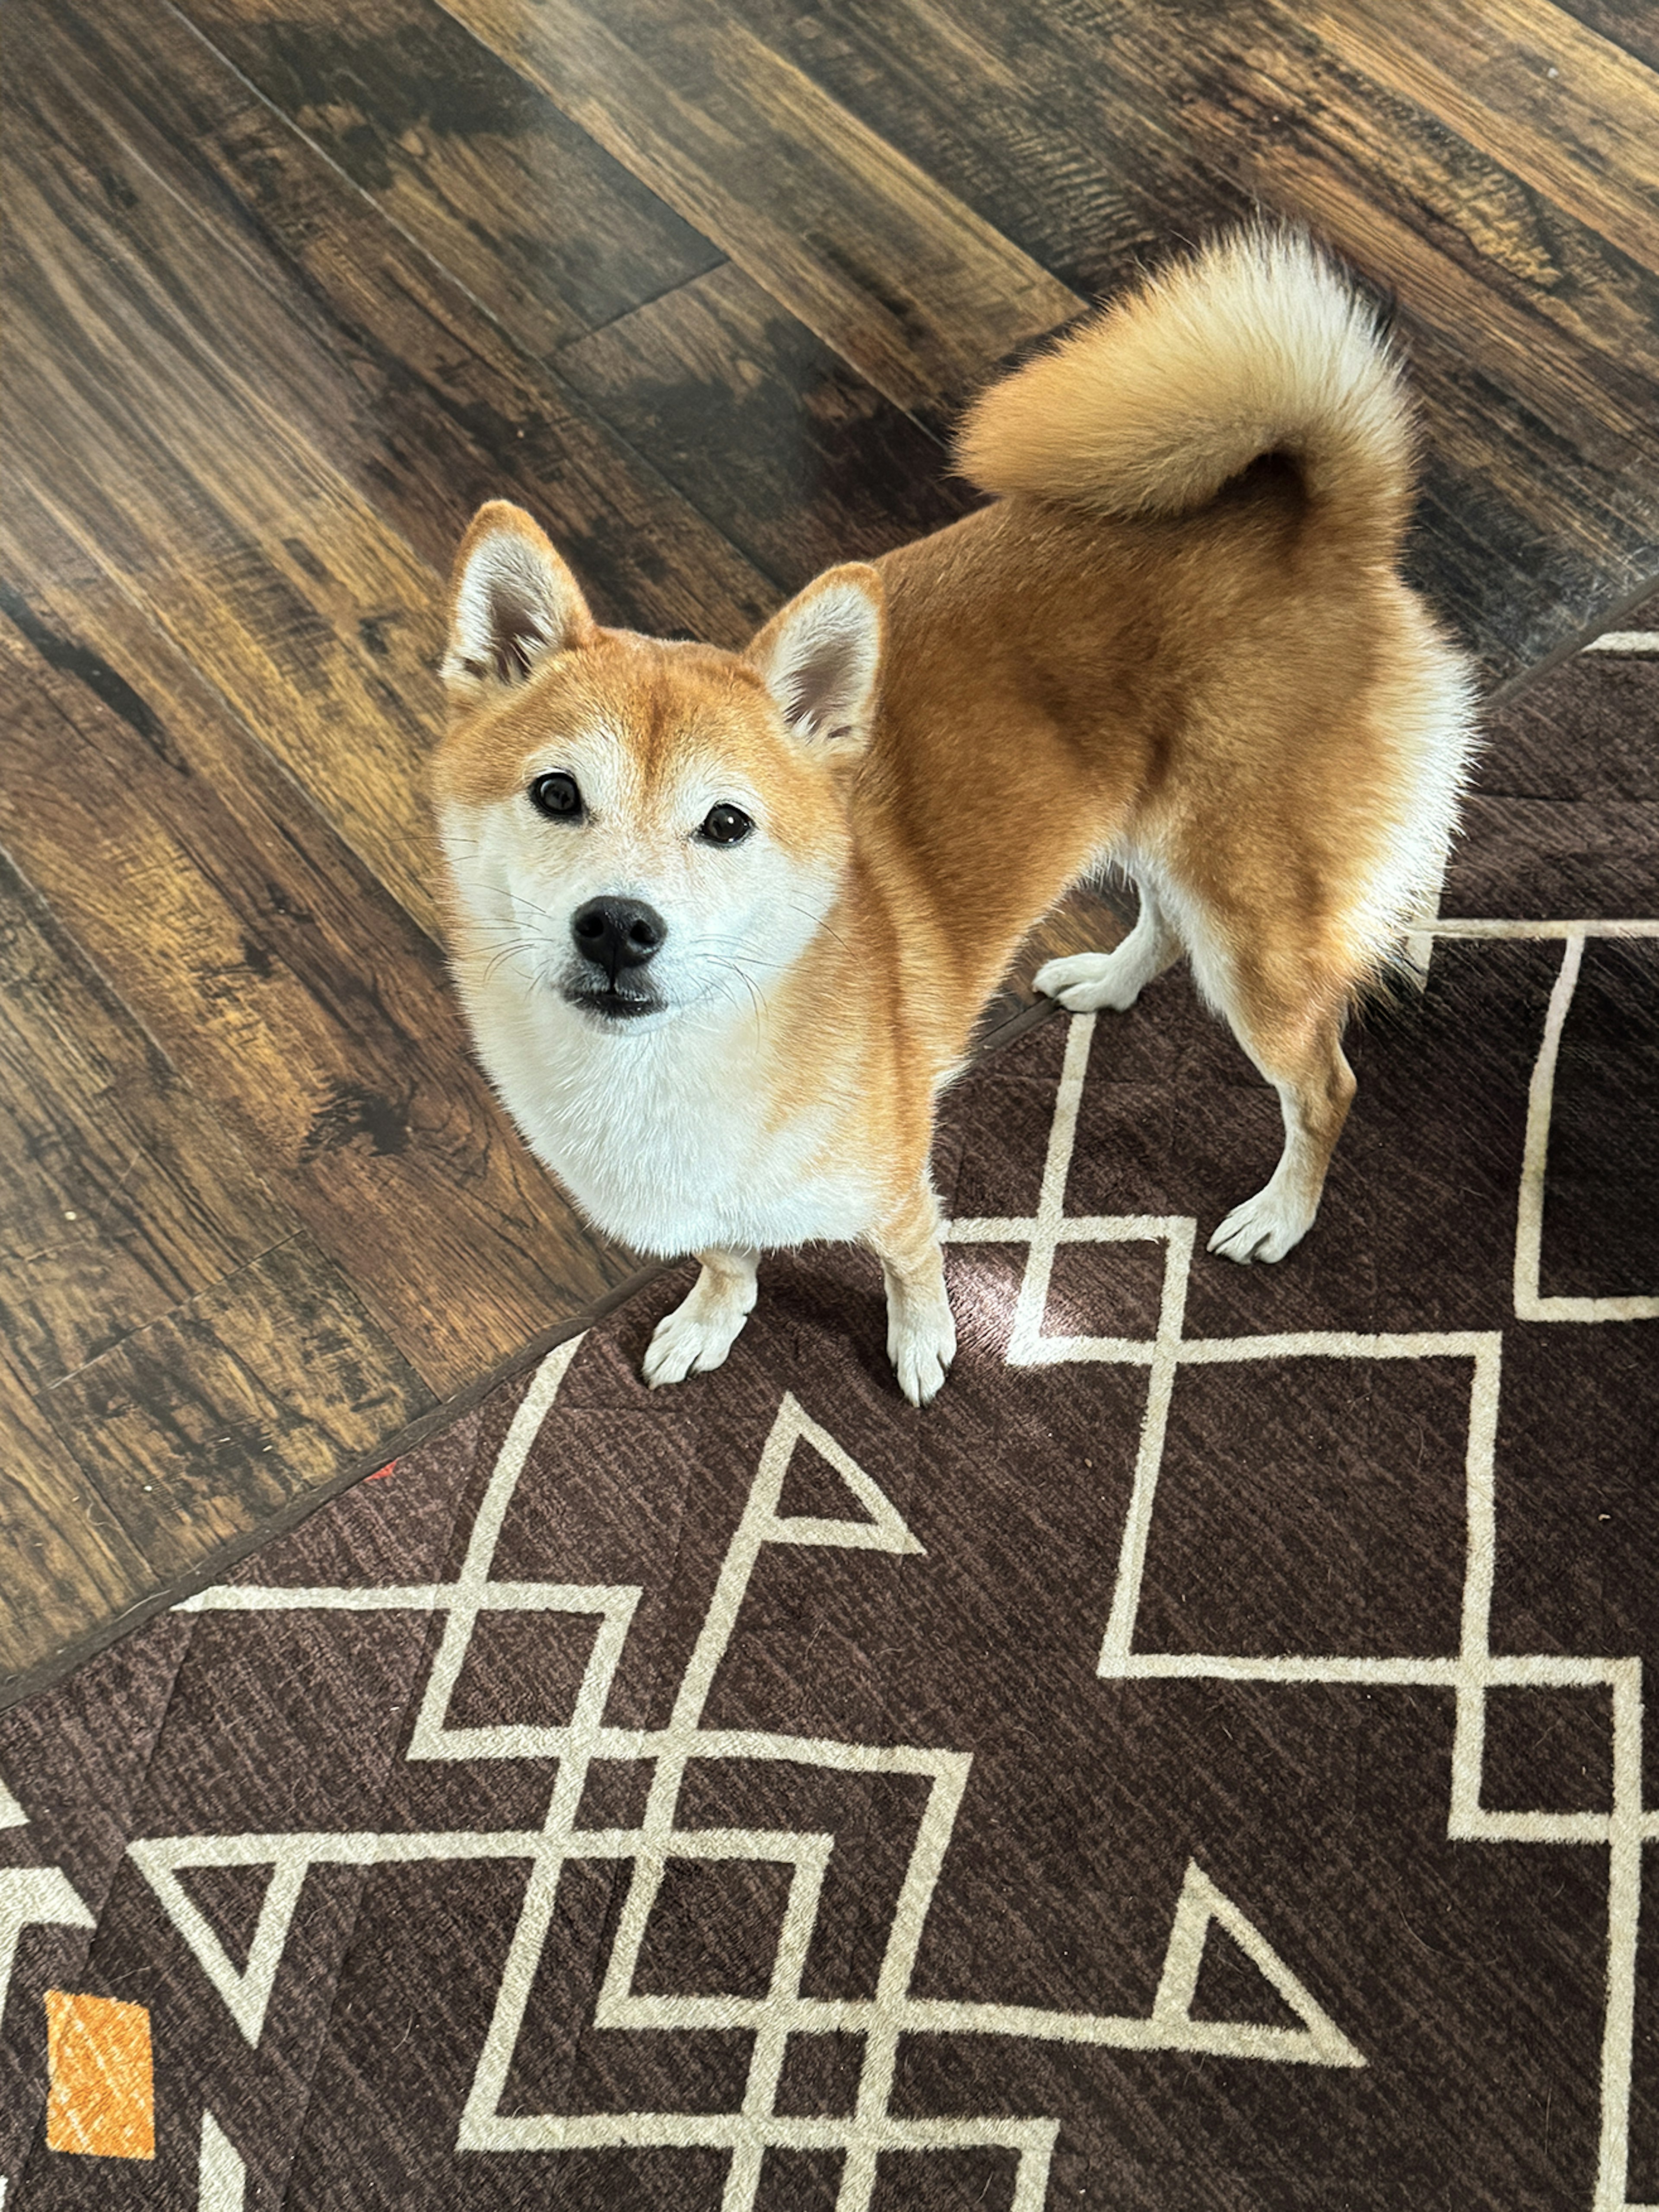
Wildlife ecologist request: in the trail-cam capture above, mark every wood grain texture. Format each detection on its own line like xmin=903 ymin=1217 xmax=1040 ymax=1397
xmin=722 ymin=0 xmax=1170 ymax=300
xmin=0 ymin=846 xmax=294 ymax=1394
xmin=39 ymin=1235 xmax=433 ymax=1585
xmin=1308 ymin=0 xmax=1659 ymax=276
xmin=559 ymin=261 xmax=981 ymax=593
xmin=1561 ymin=0 xmax=1659 ymax=74
xmin=170 ymin=0 xmax=726 ymax=359
xmin=0 ymin=687 xmax=438 ymax=1677
xmin=0 ymin=511 xmax=637 ymax=1371
xmin=440 ymin=0 xmax=1084 ymax=418
xmin=30 ymin=0 xmax=772 ymax=643
xmin=0 ymin=536 xmax=638 ymax=1393
xmin=0 ymin=1338 xmax=154 ymax=1684
xmin=2 ymin=0 xmax=775 ymax=932
xmin=735 ymin=0 xmax=1659 ymax=686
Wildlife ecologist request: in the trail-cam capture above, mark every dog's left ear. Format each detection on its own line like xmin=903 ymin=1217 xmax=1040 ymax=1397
xmin=747 ymin=564 xmax=884 ymax=751
xmin=442 ymin=500 xmax=596 ymax=708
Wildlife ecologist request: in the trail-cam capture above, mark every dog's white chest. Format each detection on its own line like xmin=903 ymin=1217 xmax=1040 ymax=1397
xmin=462 ymin=977 xmax=875 ymax=1257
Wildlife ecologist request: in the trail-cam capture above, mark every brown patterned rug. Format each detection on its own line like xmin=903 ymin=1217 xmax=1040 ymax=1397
xmin=0 ymin=604 xmax=1654 ymax=2211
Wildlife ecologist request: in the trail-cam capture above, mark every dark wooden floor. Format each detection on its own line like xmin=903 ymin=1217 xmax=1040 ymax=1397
xmin=3 ymin=0 xmax=1659 ymax=1702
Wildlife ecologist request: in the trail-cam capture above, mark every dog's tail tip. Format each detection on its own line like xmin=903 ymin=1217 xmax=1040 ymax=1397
xmin=955 ymin=224 xmax=1414 ymax=559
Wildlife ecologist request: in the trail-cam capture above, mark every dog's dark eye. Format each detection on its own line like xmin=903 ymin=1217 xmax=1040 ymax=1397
xmin=699 ymin=804 xmax=753 ymax=846
xmin=528 ymin=771 xmax=582 ymax=821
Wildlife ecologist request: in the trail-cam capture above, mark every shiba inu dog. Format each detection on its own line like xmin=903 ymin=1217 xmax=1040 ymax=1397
xmin=432 ymin=227 xmax=1475 ymax=1406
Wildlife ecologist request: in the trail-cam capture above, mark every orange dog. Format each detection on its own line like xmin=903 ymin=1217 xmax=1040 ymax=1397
xmin=432 ymin=228 xmax=1475 ymax=1404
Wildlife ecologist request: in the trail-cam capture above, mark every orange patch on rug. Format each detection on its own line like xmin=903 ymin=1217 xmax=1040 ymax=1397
xmin=44 ymin=1990 xmax=154 ymax=2159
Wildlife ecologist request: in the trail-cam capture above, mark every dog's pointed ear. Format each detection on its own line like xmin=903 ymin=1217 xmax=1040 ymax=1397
xmin=442 ymin=501 xmax=595 ymax=707
xmin=747 ymin=564 xmax=884 ymax=750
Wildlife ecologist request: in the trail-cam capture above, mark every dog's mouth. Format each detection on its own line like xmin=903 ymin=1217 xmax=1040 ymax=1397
xmin=563 ymin=982 xmax=663 ymax=1023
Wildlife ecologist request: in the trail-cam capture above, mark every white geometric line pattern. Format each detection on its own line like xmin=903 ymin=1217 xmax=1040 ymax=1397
xmin=199 ymin=2111 xmax=246 ymax=2212
xmin=146 ymin=1358 xmax=1361 ymax=2212
xmin=0 ymin=1764 xmax=96 ymax=2046
xmin=1516 ymin=934 xmax=1659 ymax=1323
xmin=126 ymin=1836 xmax=315 ymax=2047
xmin=1407 ymin=914 xmax=1659 ymax=990
xmin=1425 ymin=919 xmax=1659 ymax=939
xmin=945 ymin=1002 xmax=1658 ymax=2212
xmin=0 ymin=1866 xmax=95 ymax=2027
xmin=136 ymin=914 xmax=1652 ymax=2206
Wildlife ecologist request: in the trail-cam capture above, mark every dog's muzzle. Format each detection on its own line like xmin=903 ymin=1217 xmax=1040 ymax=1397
xmin=566 ymin=895 xmax=665 ymax=1020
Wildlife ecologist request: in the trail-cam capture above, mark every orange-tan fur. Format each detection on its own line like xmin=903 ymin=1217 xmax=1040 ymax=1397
xmin=431 ymin=227 xmax=1475 ymax=1404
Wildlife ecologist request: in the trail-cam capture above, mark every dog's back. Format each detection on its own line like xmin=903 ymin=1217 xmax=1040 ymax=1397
xmin=859 ymin=228 xmax=1475 ymax=1031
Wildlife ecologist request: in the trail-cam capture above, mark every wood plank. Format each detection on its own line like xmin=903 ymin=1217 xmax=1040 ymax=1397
xmin=559 ymin=262 xmax=980 ymax=593
xmin=1155 ymin=0 xmax=1659 ymax=680
xmin=0 ymin=1338 xmax=154 ymax=1686
xmin=1307 ymin=0 xmax=1659 ymax=276
xmin=741 ymin=0 xmax=1659 ymax=686
xmin=1 ymin=0 xmax=776 ymax=936
xmin=1227 ymin=0 xmax=1659 ymax=395
xmin=0 ymin=93 xmax=465 ymax=939
xmin=438 ymin=0 xmax=1083 ymax=420
xmin=1560 ymin=0 xmax=1659 ymax=75
xmin=16 ymin=0 xmax=771 ymax=639
xmin=0 ymin=535 xmax=636 ymax=1394
xmin=39 ymin=1236 xmax=433 ymax=1587
xmin=0 ymin=819 xmax=429 ymax=1675
xmin=0 ymin=843 xmax=294 ymax=1394
xmin=168 ymin=0 xmax=725 ymax=360
xmin=726 ymin=0 xmax=1168 ymax=300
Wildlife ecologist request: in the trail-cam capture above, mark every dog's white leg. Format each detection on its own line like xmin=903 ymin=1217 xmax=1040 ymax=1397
xmin=643 ymin=1247 xmax=760 ymax=1387
xmin=1206 ymin=988 xmax=1356 ymax=1265
xmin=868 ymin=1180 xmax=956 ymax=1407
xmin=1033 ymin=878 xmax=1182 ymax=1012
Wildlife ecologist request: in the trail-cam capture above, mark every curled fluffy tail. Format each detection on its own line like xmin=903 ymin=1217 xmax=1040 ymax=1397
xmin=957 ymin=227 xmax=1414 ymax=563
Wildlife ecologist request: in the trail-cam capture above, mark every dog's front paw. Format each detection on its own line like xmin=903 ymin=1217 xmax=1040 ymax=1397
xmin=642 ymin=1295 xmax=749 ymax=1388
xmin=1033 ymin=950 xmax=1144 ymax=1013
xmin=887 ymin=1300 xmax=957 ymax=1408
xmin=1207 ymin=1181 xmax=1316 ymax=1265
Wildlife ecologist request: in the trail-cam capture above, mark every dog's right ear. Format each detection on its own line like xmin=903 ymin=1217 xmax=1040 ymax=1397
xmin=441 ymin=501 xmax=595 ymax=708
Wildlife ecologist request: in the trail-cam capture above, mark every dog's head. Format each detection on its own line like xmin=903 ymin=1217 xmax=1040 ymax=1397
xmin=431 ymin=503 xmax=884 ymax=1029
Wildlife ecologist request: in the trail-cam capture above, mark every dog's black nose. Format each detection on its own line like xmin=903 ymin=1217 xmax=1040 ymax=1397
xmin=570 ymin=896 xmax=666 ymax=982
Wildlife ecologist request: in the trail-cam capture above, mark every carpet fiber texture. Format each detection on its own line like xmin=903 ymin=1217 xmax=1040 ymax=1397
xmin=0 ymin=607 xmax=1655 ymax=2210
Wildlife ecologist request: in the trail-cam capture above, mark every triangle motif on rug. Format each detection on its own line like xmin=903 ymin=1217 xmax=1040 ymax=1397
xmin=756 ymin=1394 xmax=923 ymax=1557
xmin=128 ymin=1839 xmax=313 ymax=2046
xmin=174 ymin=1862 xmax=273 ymax=1977
xmin=1152 ymin=1860 xmax=1363 ymax=2067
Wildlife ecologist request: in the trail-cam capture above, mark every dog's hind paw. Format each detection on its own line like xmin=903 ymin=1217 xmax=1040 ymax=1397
xmin=1207 ymin=1181 xmax=1316 ymax=1265
xmin=1033 ymin=949 xmax=1147 ymax=1013
xmin=887 ymin=1301 xmax=957 ymax=1408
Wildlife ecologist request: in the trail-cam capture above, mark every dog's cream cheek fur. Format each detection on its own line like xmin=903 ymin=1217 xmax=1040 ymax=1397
xmin=433 ymin=771 xmax=878 ymax=1260
xmin=439 ymin=768 xmax=833 ymax=1011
